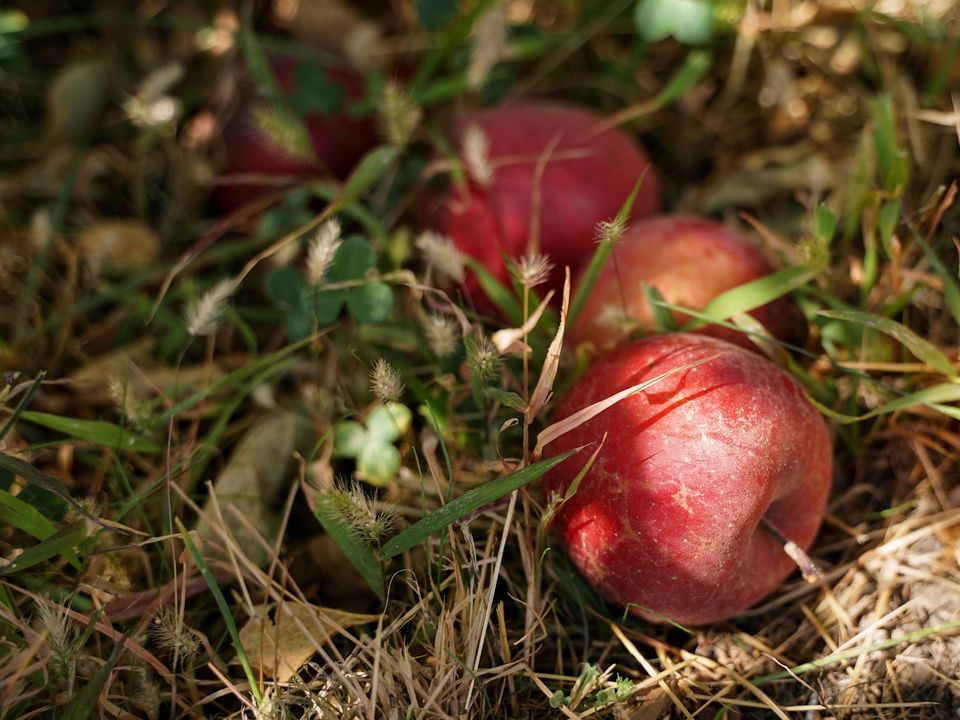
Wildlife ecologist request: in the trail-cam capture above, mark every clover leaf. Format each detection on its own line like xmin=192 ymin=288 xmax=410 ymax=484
xmin=265 ymin=235 xmax=394 ymax=339
xmin=332 ymin=403 xmax=411 ymax=486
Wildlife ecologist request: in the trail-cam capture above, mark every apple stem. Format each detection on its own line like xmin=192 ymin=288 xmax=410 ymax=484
xmin=759 ymin=518 xmax=824 ymax=583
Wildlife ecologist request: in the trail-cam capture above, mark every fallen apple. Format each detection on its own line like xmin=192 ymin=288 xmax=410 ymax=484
xmin=214 ymin=55 xmax=377 ymax=214
xmin=542 ymin=333 xmax=831 ymax=626
xmin=420 ymin=102 xmax=659 ymax=301
xmin=569 ymin=215 xmax=793 ymax=352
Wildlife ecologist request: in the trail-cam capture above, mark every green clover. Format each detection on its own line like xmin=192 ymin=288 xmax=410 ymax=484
xmin=266 ymin=235 xmax=395 ymax=339
xmin=332 ymin=403 xmax=412 ymax=487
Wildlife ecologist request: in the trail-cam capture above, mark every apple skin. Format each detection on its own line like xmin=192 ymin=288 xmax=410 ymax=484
xmin=568 ymin=215 xmax=793 ymax=352
xmin=542 ymin=333 xmax=831 ymax=626
xmin=420 ymin=102 xmax=659 ymax=302
xmin=214 ymin=56 xmax=377 ymax=214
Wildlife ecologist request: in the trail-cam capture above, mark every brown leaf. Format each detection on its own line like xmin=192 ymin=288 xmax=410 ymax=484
xmin=237 ymin=601 xmax=378 ymax=681
xmin=76 ymin=219 xmax=161 ymax=276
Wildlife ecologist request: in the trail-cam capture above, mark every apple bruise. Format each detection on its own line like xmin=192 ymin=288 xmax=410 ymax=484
xmin=421 ymin=102 xmax=660 ymax=303
xmin=543 ymin=333 xmax=831 ymax=626
xmin=569 ymin=215 xmax=793 ymax=352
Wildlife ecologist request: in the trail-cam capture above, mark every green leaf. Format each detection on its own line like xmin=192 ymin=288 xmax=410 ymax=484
xmin=176 ymin=519 xmax=261 ymax=704
xmin=641 ymin=283 xmax=677 ymax=331
xmin=333 ymin=421 xmax=367 ymax=458
xmin=62 ymin=629 xmax=128 ymax=720
xmin=0 ymin=457 xmax=68 ymax=520
xmin=265 ymin=266 xmax=305 ymax=309
xmin=414 ymin=0 xmax=459 ymax=30
xmin=683 ymin=264 xmax=820 ymax=330
xmin=0 ymin=522 xmax=88 ymax=576
xmin=0 ymin=488 xmax=56 ymax=540
xmin=358 ymin=443 xmax=401 ymax=487
xmin=873 ymin=95 xmax=909 ymax=193
xmin=328 ymin=145 xmax=400 ymax=215
xmin=314 ymin=500 xmax=385 ymax=598
xmin=381 ymin=448 xmax=581 ymax=559
xmin=878 ymin=200 xmax=899 ymax=258
xmin=653 ymin=49 xmax=712 ymax=109
xmin=814 ymin=205 xmax=838 ymax=246
xmin=812 ymin=382 xmax=960 ymax=424
xmin=347 ymin=281 xmax=394 ymax=323
xmin=332 ymin=236 xmax=376 ymax=281
xmin=366 ymin=403 xmax=412 ymax=444
xmin=19 ymin=411 xmax=160 ymax=453
xmin=568 ymin=172 xmax=651 ymax=328
xmin=309 ymin=288 xmax=348 ymax=326
xmin=634 ymin=0 xmax=714 ymax=45
xmin=483 ymin=387 xmax=526 ymax=412
xmin=818 ymin=309 xmax=958 ymax=379
xmin=290 ymin=62 xmax=345 ymax=117
xmin=464 ymin=257 xmax=523 ymax=326
xmin=916 ymin=235 xmax=960 ymax=327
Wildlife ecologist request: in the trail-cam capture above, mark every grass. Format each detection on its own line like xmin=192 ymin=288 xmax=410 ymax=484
xmin=1 ymin=0 xmax=960 ymax=718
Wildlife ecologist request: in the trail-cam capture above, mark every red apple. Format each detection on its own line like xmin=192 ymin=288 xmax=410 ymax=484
xmin=542 ymin=333 xmax=831 ymax=626
xmin=420 ymin=102 xmax=659 ymax=302
xmin=569 ymin=215 xmax=793 ymax=352
xmin=214 ymin=55 xmax=377 ymax=214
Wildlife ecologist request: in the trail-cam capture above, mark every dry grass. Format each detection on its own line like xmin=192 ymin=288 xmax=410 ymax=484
xmin=1 ymin=0 xmax=959 ymax=718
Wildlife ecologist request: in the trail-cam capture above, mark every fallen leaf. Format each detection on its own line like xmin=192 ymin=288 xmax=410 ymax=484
xmin=195 ymin=411 xmax=314 ymax=568
xmin=237 ymin=601 xmax=378 ymax=680
xmin=46 ymin=57 xmax=112 ymax=143
xmin=76 ymin=219 xmax=161 ymax=276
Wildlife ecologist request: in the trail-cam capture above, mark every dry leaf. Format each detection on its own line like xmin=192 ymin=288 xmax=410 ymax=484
xmin=77 ymin=219 xmax=161 ymax=276
xmin=491 ymin=289 xmax=554 ymax=354
xmin=533 ymin=353 xmax=724 ymax=457
xmin=237 ymin=601 xmax=378 ymax=681
xmin=195 ymin=411 xmax=314 ymax=568
xmin=46 ymin=57 xmax=112 ymax=143
xmin=526 ymin=268 xmax=570 ymax=424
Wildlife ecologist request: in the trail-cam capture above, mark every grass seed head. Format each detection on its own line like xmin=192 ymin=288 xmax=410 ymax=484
xmin=466 ymin=332 xmax=502 ymax=382
xmin=251 ymin=105 xmax=313 ymax=161
xmin=184 ymin=277 xmax=238 ymax=337
xmin=512 ymin=252 xmax=554 ymax=289
xmin=416 ymin=230 xmax=465 ymax=283
xmin=370 ymin=358 xmax=404 ymax=403
xmin=462 ymin=124 xmax=494 ymax=186
xmin=306 ymin=218 xmax=342 ymax=286
xmin=378 ymin=80 xmax=421 ymax=148
xmin=150 ymin=606 xmax=200 ymax=668
xmin=320 ymin=481 xmax=398 ymax=545
xmin=424 ymin=315 xmax=460 ymax=358
xmin=595 ymin=215 xmax=628 ymax=246
xmin=33 ymin=601 xmax=80 ymax=679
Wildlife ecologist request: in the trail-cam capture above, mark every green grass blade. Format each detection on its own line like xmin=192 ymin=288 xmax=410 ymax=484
xmin=381 ymin=448 xmax=581 ymax=560
xmin=812 ymin=382 xmax=960 ymax=423
xmin=0 ymin=522 xmax=88 ymax=576
xmin=0 ymin=453 xmax=100 ymax=524
xmin=0 ymin=488 xmax=56 ymax=540
xmin=568 ymin=172 xmax=650 ymax=328
xmin=818 ymin=309 xmax=958 ymax=379
xmin=641 ymin=283 xmax=677 ymax=331
xmin=0 ymin=371 xmax=45 ymax=442
xmin=314 ymin=500 xmax=385 ymax=599
xmin=329 ymin=146 xmax=400 ymax=215
xmin=62 ymin=629 xmax=129 ymax=720
xmin=464 ymin=257 xmax=523 ymax=326
xmin=683 ymin=263 xmax=820 ymax=330
xmin=18 ymin=411 xmax=160 ymax=453
xmin=916 ymin=235 xmax=960 ymax=327
xmin=652 ymin=49 xmax=712 ymax=109
xmin=152 ymin=335 xmax=313 ymax=425
xmin=754 ymin=619 xmax=960 ymax=685
xmin=176 ymin=518 xmax=262 ymax=705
